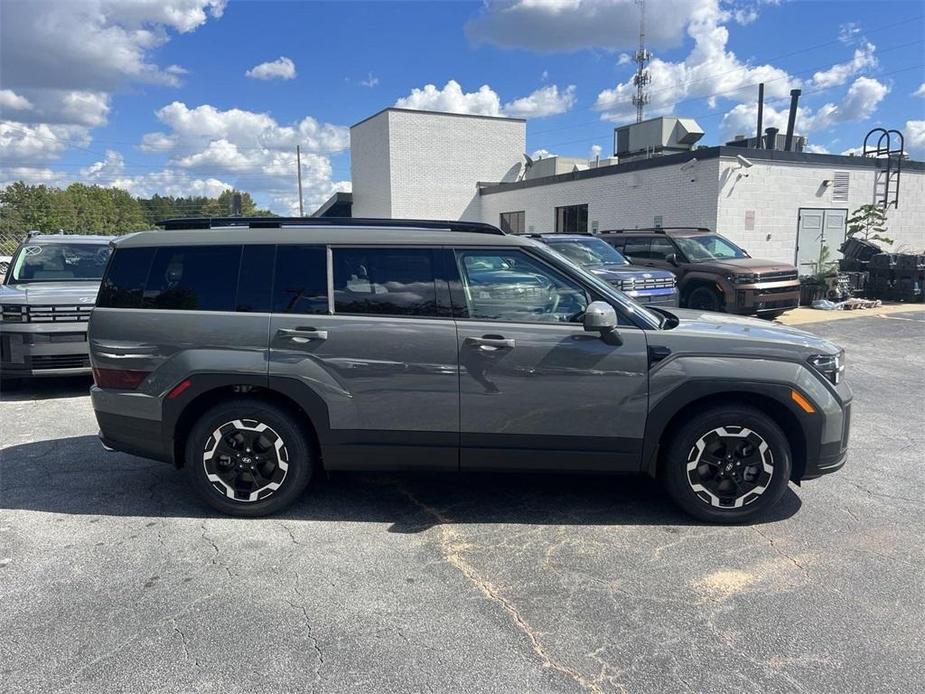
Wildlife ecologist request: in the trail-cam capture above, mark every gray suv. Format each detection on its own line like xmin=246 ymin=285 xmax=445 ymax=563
xmin=1 ymin=233 xmax=112 ymax=377
xmin=89 ymin=218 xmax=851 ymax=523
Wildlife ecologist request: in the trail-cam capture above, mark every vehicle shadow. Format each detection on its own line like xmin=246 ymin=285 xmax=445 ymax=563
xmin=0 ymin=435 xmax=802 ymax=530
xmin=0 ymin=376 xmax=92 ymax=402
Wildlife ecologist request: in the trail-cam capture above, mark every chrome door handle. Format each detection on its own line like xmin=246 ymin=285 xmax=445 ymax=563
xmin=278 ymin=327 xmax=328 ymax=343
xmin=465 ymin=335 xmax=515 ymax=350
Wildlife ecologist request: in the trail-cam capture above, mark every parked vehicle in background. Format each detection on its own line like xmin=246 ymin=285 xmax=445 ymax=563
xmin=1 ymin=234 xmax=111 ymax=378
xmin=529 ymin=233 xmax=678 ymax=307
xmin=0 ymin=256 xmax=11 ymax=280
xmin=598 ymin=228 xmax=800 ymax=317
xmin=89 ymin=217 xmax=850 ymax=524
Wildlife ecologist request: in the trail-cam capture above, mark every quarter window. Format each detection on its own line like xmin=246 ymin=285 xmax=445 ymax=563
xmin=499 ymin=211 xmax=525 ymax=234
xmin=332 ymin=248 xmax=438 ymax=317
xmin=555 ymin=204 xmax=589 ymax=233
xmin=453 ymin=249 xmax=588 ymax=323
xmin=272 ymin=246 xmax=328 ymax=314
xmin=143 ymin=246 xmax=242 ymax=311
xmin=96 ymin=247 xmax=156 ymax=309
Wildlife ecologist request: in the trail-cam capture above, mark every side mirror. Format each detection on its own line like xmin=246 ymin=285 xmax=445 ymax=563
xmin=583 ymin=301 xmax=623 ymax=345
xmin=666 ymin=253 xmax=680 ymax=266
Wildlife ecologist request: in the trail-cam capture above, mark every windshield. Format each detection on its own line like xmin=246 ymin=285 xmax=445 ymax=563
xmin=9 ymin=242 xmax=111 ymax=283
xmin=533 ymin=244 xmax=663 ymax=329
xmin=673 ymin=234 xmax=749 ymax=262
xmin=544 ymin=237 xmax=629 ymax=268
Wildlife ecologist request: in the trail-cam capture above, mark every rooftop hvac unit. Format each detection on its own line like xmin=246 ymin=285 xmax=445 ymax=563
xmin=613 ymin=116 xmax=704 ymax=158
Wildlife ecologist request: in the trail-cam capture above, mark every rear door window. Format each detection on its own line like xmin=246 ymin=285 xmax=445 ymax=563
xmin=97 ymin=247 xmax=156 ymax=308
xmin=143 ymin=246 xmax=241 ymax=311
xmin=621 ymin=237 xmax=651 ymax=259
xmin=332 ymin=248 xmax=438 ymax=317
xmin=272 ymin=245 xmax=328 ymax=314
xmin=648 ymin=237 xmax=677 ymax=260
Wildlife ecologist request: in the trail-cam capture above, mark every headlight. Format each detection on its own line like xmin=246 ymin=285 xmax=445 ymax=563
xmin=731 ymin=273 xmax=759 ymax=284
xmin=1 ymin=304 xmax=24 ymax=322
xmin=808 ymin=351 xmax=845 ymax=385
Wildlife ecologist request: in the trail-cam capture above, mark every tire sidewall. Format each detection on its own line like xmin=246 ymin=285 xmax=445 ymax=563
xmin=662 ymin=406 xmax=792 ymax=523
xmin=686 ymin=286 xmax=723 ymax=312
xmin=184 ymin=399 xmax=313 ymax=517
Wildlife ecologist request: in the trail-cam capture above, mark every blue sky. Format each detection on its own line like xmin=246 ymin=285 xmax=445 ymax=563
xmin=1 ymin=0 xmax=923 ymax=213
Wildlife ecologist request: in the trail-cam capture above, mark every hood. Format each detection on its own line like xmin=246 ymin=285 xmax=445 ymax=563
xmin=694 ymin=257 xmax=796 ymax=275
xmin=0 ymin=281 xmax=101 ymax=305
xmin=660 ymin=307 xmax=841 ymax=356
xmin=587 ymin=265 xmax=675 ymax=283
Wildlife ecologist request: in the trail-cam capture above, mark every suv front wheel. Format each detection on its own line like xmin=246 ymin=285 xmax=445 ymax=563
xmin=184 ymin=399 xmax=314 ymax=516
xmin=661 ymin=405 xmax=791 ymax=523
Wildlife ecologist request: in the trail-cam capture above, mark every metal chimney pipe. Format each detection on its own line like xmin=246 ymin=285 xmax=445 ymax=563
xmin=756 ymin=83 xmax=764 ymax=148
xmin=784 ymin=89 xmax=801 ymax=151
xmin=765 ymin=127 xmax=779 ymax=151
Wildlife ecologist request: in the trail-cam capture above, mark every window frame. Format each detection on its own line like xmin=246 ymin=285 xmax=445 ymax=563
xmin=499 ymin=210 xmax=526 ymax=235
xmin=554 ymin=204 xmax=589 ymax=233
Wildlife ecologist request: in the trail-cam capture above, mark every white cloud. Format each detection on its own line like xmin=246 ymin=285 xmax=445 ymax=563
xmin=810 ymin=42 xmax=877 ymax=89
xmin=466 ymin=0 xmax=705 ymax=53
xmin=360 ymin=73 xmax=379 ymax=88
xmin=0 ymin=1 xmax=225 ymax=91
xmin=914 ymin=83 xmax=925 ymax=98
xmin=134 ymin=102 xmax=351 ymax=212
xmin=838 ymin=76 xmax=889 ymax=122
xmin=803 ymin=144 xmax=830 ymax=154
xmin=0 ymin=89 xmax=33 ymax=111
xmin=905 ymin=120 xmax=925 ymax=154
xmin=245 ymin=56 xmax=297 ymax=81
xmin=143 ymin=102 xmax=350 ymax=155
xmin=531 ymin=149 xmax=555 ymax=160
xmin=594 ymin=1 xmax=794 ymax=122
xmin=590 ymin=144 xmax=603 ymax=158
xmin=395 ymin=80 xmax=503 ymax=116
xmin=838 ymin=22 xmax=861 ymax=44
xmin=0 ymin=121 xmax=90 ymax=165
xmin=394 ymin=80 xmax=576 ymax=119
xmin=503 ymin=84 xmax=577 ymax=118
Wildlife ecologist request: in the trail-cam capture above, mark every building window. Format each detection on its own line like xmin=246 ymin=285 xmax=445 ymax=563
xmin=555 ymin=204 xmax=588 ymax=233
xmin=500 ymin=211 xmax=525 ymax=234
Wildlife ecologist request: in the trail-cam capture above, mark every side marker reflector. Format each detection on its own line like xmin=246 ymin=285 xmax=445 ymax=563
xmin=791 ymin=389 xmax=815 ymax=413
xmin=167 ymin=379 xmax=192 ymax=400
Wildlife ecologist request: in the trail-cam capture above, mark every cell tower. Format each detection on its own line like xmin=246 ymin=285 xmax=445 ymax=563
xmin=632 ymin=0 xmax=651 ymax=123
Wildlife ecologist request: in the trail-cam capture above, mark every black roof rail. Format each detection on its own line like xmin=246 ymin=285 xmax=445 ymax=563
xmin=156 ymin=216 xmax=506 ymax=235
xmin=596 ymin=227 xmax=711 ymax=235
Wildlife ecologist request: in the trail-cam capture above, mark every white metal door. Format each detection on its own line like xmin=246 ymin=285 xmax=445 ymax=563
xmin=797 ymin=208 xmax=847 ymax=276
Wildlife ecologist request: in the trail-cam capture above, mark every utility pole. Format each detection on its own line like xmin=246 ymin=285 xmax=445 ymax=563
xmin=296 ymin=144 xmax=304 ymax=217
xmin=632 ymin=0 xmax=651 ymax=123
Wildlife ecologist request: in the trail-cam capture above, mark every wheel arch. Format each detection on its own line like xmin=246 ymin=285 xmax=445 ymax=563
xmin=644 ymin=383 xmax=811 ymax=483
xmin=166 ymin=375 xmax=331 ymax=469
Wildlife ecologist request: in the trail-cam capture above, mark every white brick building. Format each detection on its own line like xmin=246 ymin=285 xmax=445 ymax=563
xmin=330 ymin=108 xmax=925 ymax=267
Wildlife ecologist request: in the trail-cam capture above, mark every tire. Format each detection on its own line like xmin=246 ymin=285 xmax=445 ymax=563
xmin=661 ymin=405 xmax=791 ymax=523
xmin=184 ymin=398 xmax=314 ymax=517
xmin=686 ymin=285 xmax=725 ymax=312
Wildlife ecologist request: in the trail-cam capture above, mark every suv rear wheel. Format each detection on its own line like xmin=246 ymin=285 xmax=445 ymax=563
xmin=661 ymin=405 xmax=791 ymax=523
xmin=184 ymin=399 xmax=314 ymax=516
xmin=686 ymin=285 xmax=725 ymax=312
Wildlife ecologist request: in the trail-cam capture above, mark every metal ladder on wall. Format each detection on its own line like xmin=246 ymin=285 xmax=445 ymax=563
xmin=862 ymin=128 xmax=904 ymax=209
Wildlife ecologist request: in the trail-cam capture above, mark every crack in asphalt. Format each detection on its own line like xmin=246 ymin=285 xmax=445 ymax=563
xmin=171 ymin=620 xmax=202 ymax=670
xmin=290 ymin=575 xmax=324 ymax=690
xmin=751 ymin=526 xmax=807 ymax=573
xmin=200 ymin=524 xmax=232 ymax=578
xmin=395 ymin=483 xmax=607 ymax=694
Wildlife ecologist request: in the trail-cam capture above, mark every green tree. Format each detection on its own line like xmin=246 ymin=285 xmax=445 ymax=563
xmin=846 ymin=204 xmax=892 ymax=244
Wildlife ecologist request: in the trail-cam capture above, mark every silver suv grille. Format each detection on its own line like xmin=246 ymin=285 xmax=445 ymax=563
xmin=616 ymin=277 xmax=675 ymax=291
xmin=2 ymin=304 xmax=93 ymax=323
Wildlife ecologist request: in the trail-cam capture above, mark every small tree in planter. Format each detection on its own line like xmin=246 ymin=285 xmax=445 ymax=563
xmin=846 ymin=204 xmax=892 ymax=244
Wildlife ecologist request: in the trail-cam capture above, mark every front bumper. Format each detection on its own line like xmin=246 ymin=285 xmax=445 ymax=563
xmin=0 ymin=323 xmax=91 ymax=376
xmin=728 ymin=281 xmax=801 ymax=314
xmin=802 ymin=400 xmax=851 ymax=480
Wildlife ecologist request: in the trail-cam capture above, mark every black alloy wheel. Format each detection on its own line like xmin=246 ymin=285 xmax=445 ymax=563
xmin=185 ymin=399 xmax=314 ymax=516
xmin=686 ymin=285 xmax=724 ymax=312
xmin=661 ymin=405 xmax=791 ymax=523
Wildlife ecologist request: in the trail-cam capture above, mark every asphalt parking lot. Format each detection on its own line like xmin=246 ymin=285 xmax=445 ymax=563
xmin=1 ymin=312 xmax=923 ymax=694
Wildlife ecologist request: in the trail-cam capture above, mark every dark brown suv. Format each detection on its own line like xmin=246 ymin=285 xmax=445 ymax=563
xmin=598 ymin=228 xmax=800 ymax=316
